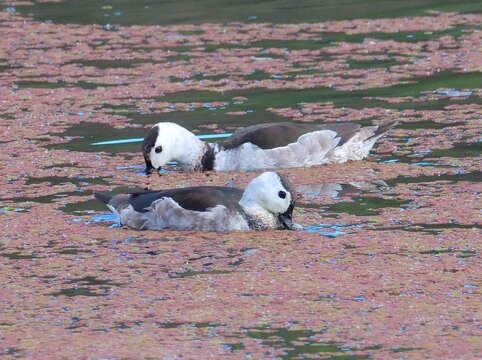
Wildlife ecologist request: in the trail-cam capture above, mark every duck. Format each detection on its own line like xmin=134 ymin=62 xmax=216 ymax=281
xmin=142 ymin=120 xmax=398 ymax=173
xmin=94 ymin=171 xmax=298 ymax=232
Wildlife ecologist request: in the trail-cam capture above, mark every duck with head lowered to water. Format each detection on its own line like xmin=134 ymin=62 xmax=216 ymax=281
xmin=94 ymin=171 xmax=299 ymax=232
xmin=142 ymin=120 xmax=398 ymax=174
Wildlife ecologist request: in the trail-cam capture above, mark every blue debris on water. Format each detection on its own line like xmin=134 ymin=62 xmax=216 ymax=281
xmin=91 ymin=132 xmax=232 ymax=146
xmin=1 ymin=207 xmax=31 ymax=213
xmin=435 ymin=89 xmax=473 ymax=97
xmin=303 ymin=223 xmax=351 ymax=237
xmin=90 ymin=212 xmax=121 ymax=227
xmin=103 ymin=23 xmax=119 ymax=31
xmin=92 ymin=137 xmax=144 ymax=145
xmin=320 ymin=259 xmax=338 ymax=265
xmin=271 ymin=74 xmax=290 ymax=79
xmin=411 ymin=149 xmax=432 ymax=157
xmin=197 ymin=133 xmax=232 ymax=139
xmin=411 ymin=161 xmax=437 ymax=166
xmin=116 ymin=165 xmax=145 ymax=170
xmin=202 ymin=103 xmax=217 ymax=110
xmin=115 ymin=164 xmax=175 ymax=175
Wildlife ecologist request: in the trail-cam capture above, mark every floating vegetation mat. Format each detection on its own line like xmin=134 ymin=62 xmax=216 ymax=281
xmin=0 ymin=1 xmax=481 ymax=358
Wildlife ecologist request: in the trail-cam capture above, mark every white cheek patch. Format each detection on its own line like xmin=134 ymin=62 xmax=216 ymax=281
xmin=273 ymin=189 xmax=292 ymax=214
xmin=149 ymin=137 xmax=168 ymax=168
xmin=150 ymin=149 xmax=164 ymax=168
xmin=262 ymin=172 xmax=292 ymax=213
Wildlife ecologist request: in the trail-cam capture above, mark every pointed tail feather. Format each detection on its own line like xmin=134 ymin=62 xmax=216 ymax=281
xmin=370 ymin=120 xmax=399 ymax=139
xmin=94 ymin=191 xmax=113 ymax=205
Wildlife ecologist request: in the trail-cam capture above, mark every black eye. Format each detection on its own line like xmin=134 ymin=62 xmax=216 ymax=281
xmin=278 ymin=190 xmax=286 ymax=199
xmin=154 ymin=146 xmax=162 ymax=154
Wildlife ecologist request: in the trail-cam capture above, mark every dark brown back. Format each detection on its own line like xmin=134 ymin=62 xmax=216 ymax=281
xmin=221 ymin=122 xmax=362 ymax=150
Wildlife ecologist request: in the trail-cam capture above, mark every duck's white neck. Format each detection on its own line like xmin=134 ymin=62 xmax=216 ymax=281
xmin=173 ymin=134 xmax=207 ymax=171
xmin=162 ymin=127 xmax=213 ymax=171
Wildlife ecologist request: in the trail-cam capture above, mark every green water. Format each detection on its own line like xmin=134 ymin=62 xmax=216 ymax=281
xmin=157 ymin=71 xmax=482 ymax=110
xmin=428 ymin=142 xmax=481 ymax=158
xmin=10 ymin=0 xmax=482 ymax=25
xmin=0 ymin=251 xmax=39 ymax=259
xmin=326 ymin=197 xmax=409 ymax=216
xmin=46 ymin=123 xmax=148 ymax=153
xmin=62 ymin=186 xmax=146 ymax=214
xmin=200 ymin=25 xmax=473 ymax=53
xmin=57 ymin=70 xmax=478 ymax=153
xmin=126 ymin=107 xmax=284 ymax=131
xmin=387 ymin=171 xmax=481 ymax=185
xmin=25 ymin=175 xmax=109 ymax=187
xmin=49 ymin=287 xmax=110 ymax=297
xmin=244 ymin=327 xmax=380 ymax=359
xmin=15 ymin=80 xmax=118 ymax=90
xmin=68 ymin=59 xmax=153 ymax=69
xmin=67 ymin=276 xmax=123 ymax=286
xmin=48 ymin=276 xmax=122 ymax=297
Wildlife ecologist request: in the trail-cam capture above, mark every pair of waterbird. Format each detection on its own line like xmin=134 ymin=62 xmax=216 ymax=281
xmin=96 ymin=120 xmax=397 ymax=232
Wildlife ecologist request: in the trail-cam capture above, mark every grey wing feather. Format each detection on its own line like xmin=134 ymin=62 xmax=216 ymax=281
xmin=221 ymin=122 xmax=363 ymax=150
xmin=127 ymin=187 xmax=243 ymax=213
